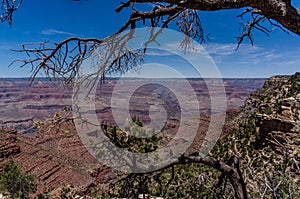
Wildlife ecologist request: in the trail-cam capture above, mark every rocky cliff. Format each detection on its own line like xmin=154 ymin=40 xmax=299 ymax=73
xmin=0 ymin=129 xmax=20 ymax=160
xmin=214 ymin=72 xmax=300 ymax=198
xmin=0 ymin=114 xmax=117 ymax=195
xmin=244 ymin=73 xmax=300 ymax=157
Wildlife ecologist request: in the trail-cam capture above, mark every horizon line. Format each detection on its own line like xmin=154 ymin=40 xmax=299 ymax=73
xmin=0 ymin=76 xmax=270 ymax=80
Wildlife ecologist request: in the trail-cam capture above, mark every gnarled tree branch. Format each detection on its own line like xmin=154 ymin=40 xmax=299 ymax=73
xmin=126 ymin=0 xmax=300 ymax=36
xmin=0 ymin=0 xmax=22 ymax=25
xmin=114 ymin=153 xmax=249 ymax=199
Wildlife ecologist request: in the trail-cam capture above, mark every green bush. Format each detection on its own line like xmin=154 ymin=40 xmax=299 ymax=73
xmin=0 ymin=160 xmax=35 ymax=198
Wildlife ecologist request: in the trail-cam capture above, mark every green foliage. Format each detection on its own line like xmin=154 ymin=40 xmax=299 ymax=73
xmin=0 ymin=160 xmax=35 ymax=199
xmin=294 ymin=110 xmax=299 ymax=120
xmin=274 ymin=99 xmax=281 ymax=111
xmin=261 ymin=107 xmax=273 ymax=115
xmin=131 ymin=115 xmax=143 ymax=127
xmin=95 ymin=117 xmax=237 ymax=198
xmin=59 ymin=185 xmax=77 ymax=199
xmin=287 ymin=72 xmax=300 ymax=97
xmin=35 ymin=193 xmax=49 ymax=199
xmin=92 ymin=117 xmax=223 ymax=198
xmin=33 ymin=185 xmax=80 ymax=199
xmin=211 ymin=111 xmax=300 ymax=198
xmin=103 ymin=117 xmax=162 ymax=153
xmin=110 ymin=163 xmax=227 ymax=199
xmin=33 ymin=120 xmax=45 ymax=129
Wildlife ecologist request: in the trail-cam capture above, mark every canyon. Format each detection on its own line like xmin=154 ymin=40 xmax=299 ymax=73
xmin=0 ymin=77 xmax=266 ymax=195
xmin=0 ymin=78 xmax=265 ymax=135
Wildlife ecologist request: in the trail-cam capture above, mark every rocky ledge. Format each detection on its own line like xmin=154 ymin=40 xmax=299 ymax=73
xmin=243 ymin=72 xmax=300 ymax=163
xmin=0 ymin=129 xmax=20 ymax=160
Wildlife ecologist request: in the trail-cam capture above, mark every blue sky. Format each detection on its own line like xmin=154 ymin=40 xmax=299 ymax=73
xmin=0 ymin=0 xmax=299 ymax=78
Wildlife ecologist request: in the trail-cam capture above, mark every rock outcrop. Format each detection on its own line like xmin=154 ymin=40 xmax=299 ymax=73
xmin=0 ymin=129 xmax=20 ymax=159
xmin=243 ymin=73 xmax=300 ymax=157
xmin=0 ymin=117 xmax=117 ymax=195
xmin=217 ymin=72 xmax=300 ymax=197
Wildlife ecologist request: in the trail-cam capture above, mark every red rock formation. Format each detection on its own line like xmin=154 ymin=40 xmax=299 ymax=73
xmin=0 ymin=121 xmax=117 ymax=195
xmin=0 ymin=129 xmax=20 ymax=160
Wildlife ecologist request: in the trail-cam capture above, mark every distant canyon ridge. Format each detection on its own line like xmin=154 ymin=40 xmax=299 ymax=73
xmin=0 ymin=78 xmax=265 ymax=135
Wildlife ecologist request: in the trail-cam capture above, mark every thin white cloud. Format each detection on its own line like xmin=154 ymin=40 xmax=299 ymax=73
xmin=130 ymin=38 xmax=299 ymax=75
xmin=41 ymin=29 xmax=76 ymax=36
xmin=145 ymin=49 xmax=174 ymax=56
xmin=273 ymin=60 xmax=299 ymax=66
xmin=168 ymin=41 xmax=204 ymax=51
xmin=271 ymin=51 xmax=300 ymax=66
xmin=149 ymin=41 xmax=299 ymax=69
xmin=203 ymin=43 xmax=263 ymax=56
xmin=200 ymin=42 xmax=286 ymax=65
xmin=249 ymin=51 xmax=282 ymax=61
xmin=203 ymin=43 xmax=236 ymax=56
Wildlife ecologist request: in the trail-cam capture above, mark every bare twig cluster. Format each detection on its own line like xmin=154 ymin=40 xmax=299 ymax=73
xmin=11 ymin=31 xmax=144 ymax=86
xmin=11 ymin=2 xmax=207 ymax=85
xmin=0 ymin=0 xmax=22 ymax=25
xmin=110 ymin=152 xmax=248 ymax=199
xmin=10 ymin=0 xmax=298 ymax=83
xmin=236 ymin=8 xmax=289 ymax=48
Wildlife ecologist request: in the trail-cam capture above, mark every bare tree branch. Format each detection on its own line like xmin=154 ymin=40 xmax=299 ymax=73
xmin=0 ymin=0 xmax=22 ymax=25
xmin=11 ymin=5 xmax=206 ymax=86
xmin=11 ymin=0 xmax=300 ymax=83
xmin=114 ymin=153 xmax=249 ymax=199
xmin=127 ymin=0 xmax=300 ymax=36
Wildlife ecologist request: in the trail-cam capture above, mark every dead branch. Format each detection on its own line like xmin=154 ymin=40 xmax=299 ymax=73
xmin=0 ymin=0 xmax=22 ymax=25
xmin=114 ymin=153 xmax=249 ymax=199
xmin=235 ymin=8 xmax=289 ymax=49
xmin=12 ymin=4 xmax=206 ymax=87
xmin=12 ymin=0 xmax=299 ymax=83
xmin=129 ymin=0 xmax=300 ymax=36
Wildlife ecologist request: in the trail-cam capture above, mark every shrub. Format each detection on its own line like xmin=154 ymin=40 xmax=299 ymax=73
xmin=0 ymin=160 xmax=35 ymax=198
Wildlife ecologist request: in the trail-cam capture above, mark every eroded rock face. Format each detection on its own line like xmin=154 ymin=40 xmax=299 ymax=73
xmin=0 ymin=78 xmax=265 ymax=136
xmin=243 ymin=72 xmax=300 ymax=158
xmin=255 ymin=114 xmax=299 ymax=156
xmin=0 ymin=129 xmax=20 ymax=160
xmin=0 ymin=121 xmax=117 ymax=195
